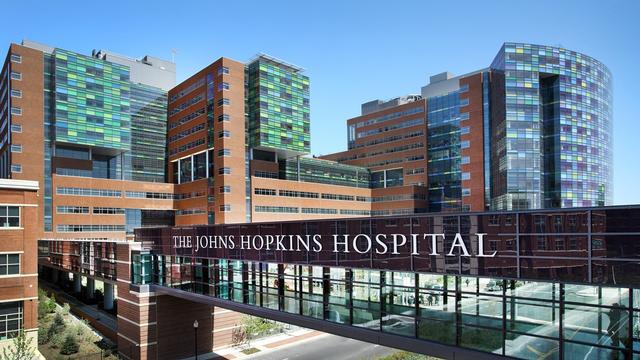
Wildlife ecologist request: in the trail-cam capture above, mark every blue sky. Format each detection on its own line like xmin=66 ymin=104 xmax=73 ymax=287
xmin=3 ymin=0 xmax=639 ymax=204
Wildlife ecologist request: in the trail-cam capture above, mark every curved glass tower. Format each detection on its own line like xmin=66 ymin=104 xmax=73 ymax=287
xmin=489 ymin=43 xmax=612 ymax=210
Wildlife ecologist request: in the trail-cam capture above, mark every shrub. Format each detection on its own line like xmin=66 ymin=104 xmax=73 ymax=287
xmin=59 ymin=334 xmax=79 ymax=355
xmin=72 ymin=320 xmax=89 ymax=340
xmin=37 ymin=327 xmax=48 ymax=345
xmin=37 ymin=301 xmax=49 ymax=319
xmin=61 ymin=303 xmax=70 ymax=316
xmin=38 ymin=288 xmax=48 ymax=301
xmin=241 ymin=316 xmax=281 ymax=340
xmin=46 ymin=295 xmax=57 ymax=313
xmin=48 ymin=333 xmax=63 ymax=349
xmin=38 ymin=290 xmax=57 ymax=318
xmin=47 ymin=313 xmax=65 ymax=340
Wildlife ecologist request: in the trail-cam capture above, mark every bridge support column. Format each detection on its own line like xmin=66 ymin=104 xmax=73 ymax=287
xmin=104 ymin=283 xmax=114 ymax=310
xmin=73 ymin=273 xmax=81 ymax=293
xmin=86 ymin=278 xmax=95 ymax=299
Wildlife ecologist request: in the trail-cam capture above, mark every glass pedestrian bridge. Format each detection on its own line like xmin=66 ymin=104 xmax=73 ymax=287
xmin=132 ymin=206 xmax=640 ymax=359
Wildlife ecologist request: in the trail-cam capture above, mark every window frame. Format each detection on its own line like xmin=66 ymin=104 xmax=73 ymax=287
xmin=0 ymin=254 xmax=20 ymax=276
xmin=0 ymin=206 xmax=20 ymax=228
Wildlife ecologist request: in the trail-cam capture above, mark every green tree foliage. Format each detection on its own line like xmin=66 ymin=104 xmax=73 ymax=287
xmin=47 ymin=313 xmax=66 ymax=340
xmin=59 ymin=334 xmax=79 ymax=355
xmin=241 ymin=316 xmax=281 ymax=340
xmin=37 ymin=327 xmax=48 ymax=345
xmin=37 ymin=290 xmax=57 ymax=318
xmin=1 ymin=330 xmax=36 ymax=360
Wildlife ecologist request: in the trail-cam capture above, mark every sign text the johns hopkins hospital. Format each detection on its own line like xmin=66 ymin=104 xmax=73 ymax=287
xmin=173 ymin=233 xmax=497 ymax=257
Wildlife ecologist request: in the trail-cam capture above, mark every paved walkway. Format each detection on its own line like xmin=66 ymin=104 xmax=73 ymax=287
xmin=209 ymin=329 xmax=325 ymax=359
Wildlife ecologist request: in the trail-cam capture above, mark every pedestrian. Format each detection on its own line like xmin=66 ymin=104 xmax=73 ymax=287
xmin=427 ymin=294 xmax=433 ymax=306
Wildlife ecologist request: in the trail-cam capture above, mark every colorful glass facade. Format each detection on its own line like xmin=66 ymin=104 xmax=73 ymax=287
xmin=130 ymin=83 xmax=168 ymax=182
xmin=53 ymin=48 xmax=132 ymax=151
xmin=490 ymin=43 xmax=613 ymax=210
xmin=427 ymin=90 xmax=463 ymax=211
xmin=247 ymin=56 xmax=310 ymax=154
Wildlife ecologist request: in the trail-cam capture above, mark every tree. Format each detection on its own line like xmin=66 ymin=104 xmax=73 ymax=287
xmin=47 ymin=313 xmax=65 ymax=340
xmin=59 ymin=334 xmax=79 ymax=355
xmin=1 ymin=330 xmax=36 ymax=360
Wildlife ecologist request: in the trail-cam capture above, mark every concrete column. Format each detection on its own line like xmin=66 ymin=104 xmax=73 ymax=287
xmin=104 ymin=283 xmax=114 ymax=310
xmin=86 ymin=278 xmax=95 ymax=299
xmin=73 ymin=273 xmax=82 ymax=293
xmin=51 ymin=268 xmax=59 ymax=283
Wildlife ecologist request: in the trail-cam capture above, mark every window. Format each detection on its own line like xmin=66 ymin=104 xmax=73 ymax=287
xmin=0 ymin=301 xmax=22 ymax=339
xmin=10 ymin=72 xmax=21 ymax=80
xmin=218 ymin=149 xmax=231 ymax=157
xmin=10 ymin=90 xmax=21 ymax=98
xmin=57 ymin=187 xmax=122 ymax=197
xmin=218 ymin=114 xmax=230 ymax=122
xmin=254 ymin=188 xmax=276 ymax=196
xmin=10 ymin=54 xmax=21 ymax=63
xmin=461 ymin=126 xmax=470 ymax=135
xmin=0 ymin=206 xmax=20 ymax=227
xmin=459 ymin=84 xmax=469 ymax=93
xmin=56 ymin=206 xmax=89 ymax=214
xmin=219 ymin=204 xmax=231 ymax=212
xmin=255 ymin=206 xmax=298 ymax=213
xmin=10 ymin=165 xmax=21 ymax=173
xmin=217 ymin=98 xmax=230 ymax=107
xmin=218 ymin=167 xmax=231 ymax=175
xmin=219 ymin=186 xmax=231 ymax=193
xmin=461 ymin=140 xmax=470 ymax=149
xmin=218 ymin=66 xmax=229 ymax=75
xmin=461 ymin=172 xmax=470 ymax=180
xmin=57 ymin=225 xmax=125 ymax=232
xmin=460 ymin=98 xmax=469 ymax=106
xmin=302 ymin=207 xmax=337 ymax=215
xmin=10 ymin=107 xmax=21 ymax=116
xmin=321 ymin=193 xmax=354 ymax=201
xmin=125 ymin=191 xmax=173 ymax=199
xmin=461 ymin=156 xmax=470 ymax=164
xmin=218 ymin=82 xmax=230 ymax=91
xmin=218 ymin=130 xmax=230 ymax=138
xmin=93 ymin=207 xmax=125 ymax=215
xmin=0 ymin=254 xmax=20 ymax=276
xmin=10 ymin=124 xmax=22 ymax=133
xmin=279 ymin=190 xmax=319 ymax=198
xmin=462 ymin=188 xmax=471 ymax=196
xmin=537 ymin=236 xmax=548 ymax=251
xmin=459 ymin=112 xmax=470 ymax=120
xmin=10 ymin=145 xmax=21 ymax=153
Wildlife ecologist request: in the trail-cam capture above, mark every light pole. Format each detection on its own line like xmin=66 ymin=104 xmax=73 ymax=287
xmin=193 ymin=320 xmax=199 ymax=360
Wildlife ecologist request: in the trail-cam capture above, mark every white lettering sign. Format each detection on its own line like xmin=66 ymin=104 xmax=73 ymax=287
xmin=172 ymin=233 xmax=496 ymax=257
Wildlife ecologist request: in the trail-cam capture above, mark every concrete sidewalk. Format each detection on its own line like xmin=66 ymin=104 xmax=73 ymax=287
xmin=212 ymin=329 xmax=327 ymax=359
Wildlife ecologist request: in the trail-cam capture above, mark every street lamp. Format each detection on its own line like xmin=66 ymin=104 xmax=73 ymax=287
xmin=193 ymin=320 xmax=199 ymax=360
